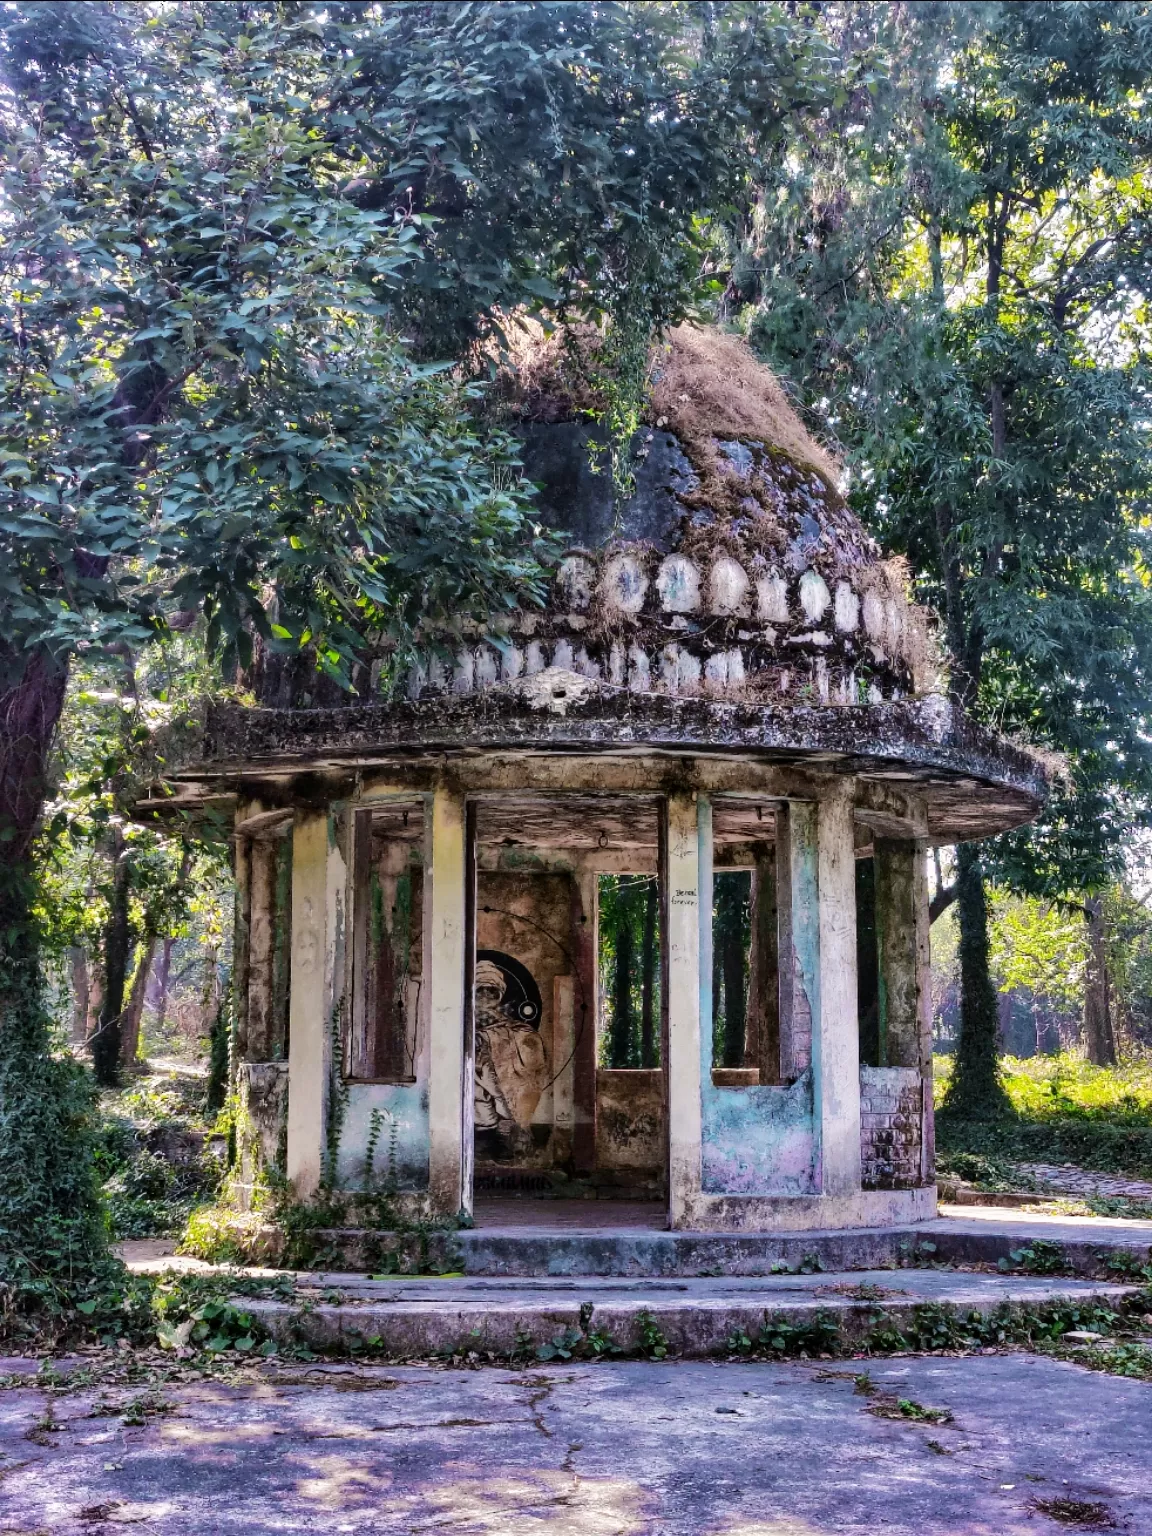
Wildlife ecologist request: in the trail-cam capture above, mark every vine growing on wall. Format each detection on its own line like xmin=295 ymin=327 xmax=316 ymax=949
xmin=323 ymin=1007 xmax=351 ymax=1190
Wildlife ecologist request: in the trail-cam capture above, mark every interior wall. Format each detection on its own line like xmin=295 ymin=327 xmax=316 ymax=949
xmin=474 ymin=870 xmax=575 ymax=1169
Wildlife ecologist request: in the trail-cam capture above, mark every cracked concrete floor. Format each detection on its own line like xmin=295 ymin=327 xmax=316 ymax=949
xmin=0 ymin=1354 xmax=1148 ymax=1534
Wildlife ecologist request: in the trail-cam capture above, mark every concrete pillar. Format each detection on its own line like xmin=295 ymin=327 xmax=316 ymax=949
xmin=552 ymin=975 xmax=576 ymax=1168
xmin=874 ymin=838 xmax=935 ymax=1180
xmin=571 ymin=870 xmax=598 ymax=1172
xmin=231 ymin=804 xmax=256 ymax=1064
xmin=427 ymin=783 xmax=470 ymax=1218
xmin=665 ymin=791 xmax=703 ymax=1227
xmin=286 ymin=811 xmax=335 ymax=1198
xmin=916 ymin=846 xmax=934 ymax=1183
xmin=246 ymin=837 xmax=276 ymax=1062
xmin=781 ymin=800 xmax=816 ymax=1082
xmin=874 ymin=838 xmax=923 ymax=1069
xmin=813 ymin=784 xmax=861 ymax=1197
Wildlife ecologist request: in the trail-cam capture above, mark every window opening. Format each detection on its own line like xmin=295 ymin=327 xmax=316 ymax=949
xmin=712 ymin=870 xmax=753 ymax=1069
xmin=349 ymin=803 xmax=424 ymax=1081
xmin=597 ymin=874 xmax=661 ymax=1068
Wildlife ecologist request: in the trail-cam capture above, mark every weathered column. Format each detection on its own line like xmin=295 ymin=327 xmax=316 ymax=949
xmin=874 ymin=838 xmax=928 ymax=1068
xmin=665 ymin=791 xmax=703 ymax=1227
xmin=231 ymin=803 xmax=256 ymax=1064
xmin=781 ymin=800 xmax=817 ymax=1083
xmin=286 ymin=811 xmax=334 ymax=1198
xmin=551 ymin=975 xmax=576 ymax=1169
xmin=427 ymin=783 xmax=470 ymax=1218
xmin=813 ymin=784 xmax=861 ymax=1197
xmin=874 ymin=837 xmax=934 ymax=1176
xmin=246 ymin=837 xmax=277 ymax=1062
xmin=570 ymin=870 xmax=598 ymax=1172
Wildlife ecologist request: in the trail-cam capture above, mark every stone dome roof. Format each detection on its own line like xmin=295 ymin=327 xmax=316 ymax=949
xmin=174 ymin=325 xmax=1048 ymax=846
xmin=404 ymin=325 xmax=933 ymax=710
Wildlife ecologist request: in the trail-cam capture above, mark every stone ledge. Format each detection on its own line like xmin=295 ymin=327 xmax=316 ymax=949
xmin=240 ymin=1270 xmax=1138 ymax=1359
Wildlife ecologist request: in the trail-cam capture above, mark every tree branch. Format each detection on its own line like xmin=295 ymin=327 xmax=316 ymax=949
xmin=930 ymin=883 xmax=957 ymax=924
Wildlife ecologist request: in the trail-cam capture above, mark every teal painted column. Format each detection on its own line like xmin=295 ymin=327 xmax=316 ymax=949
xmin=812 ymin=784 xmax=861 ymax=1196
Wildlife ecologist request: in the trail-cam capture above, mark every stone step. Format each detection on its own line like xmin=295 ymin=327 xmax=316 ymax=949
xmin=242 ymin=1268 xmax=1141 ymax=1360
xmin=288 ymin=1209 xmax=1152 ymax=1278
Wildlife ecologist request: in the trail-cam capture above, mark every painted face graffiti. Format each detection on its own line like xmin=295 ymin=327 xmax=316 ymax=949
xmin=473 ymin=955 xmax=548 ymax=1161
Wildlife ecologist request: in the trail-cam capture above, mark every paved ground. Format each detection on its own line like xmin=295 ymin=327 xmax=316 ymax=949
xmin=1013 ymin=1163 xmax=1152 ymax=1201
xmin=933 ymin=1204 xmax=1152 ymax=1242
xmin=0 ymin=1353 xmax=1147 ymax=1534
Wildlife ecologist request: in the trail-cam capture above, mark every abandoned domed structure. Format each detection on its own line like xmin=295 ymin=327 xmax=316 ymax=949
xmin=158 ymin=325 xmax=1047 ymax=1235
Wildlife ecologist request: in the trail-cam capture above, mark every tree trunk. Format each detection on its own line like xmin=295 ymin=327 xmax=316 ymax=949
xmin=942 ymin=843 xmax=1012 ymax=1118
xmin=153 ymin=935 xmax=175 ymax=1035
xmin=1083 ymin=896 xmax=1117 ymax=1066
xmin=720 ymin=889 xmax=748 ymax=1068
xmin=119 ymin=931 xmax=156 ymax=1071
xmin=0 ymin=645 xmax=109 ymax=1276
xmin=199 ymin=944 xmax=221 ymax=1039
xmin=69 ymin=945 xmax=90 ymax=1046
xmin=0 ymin=645 xmax=69 ymax=870
xmin=639 ymin=876 xmax=658 ymax=1069
xmin=92 ymin=828 xmax=131 ymax=1087
xmin=152 ymin=843 xmax=191 ymax=1037
xmin=86 ymin=956 xmax=105 ymax=1040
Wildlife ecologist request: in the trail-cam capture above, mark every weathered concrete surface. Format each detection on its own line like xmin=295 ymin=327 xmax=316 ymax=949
xmin=192 ymin=691 xmax=1046 ymax=845
xmin=241 ymin=1268 xmax=1137 ymax=1358
xmin=123 ymin=1205 xmax=1152 ymax=1280
xmin=1 ymin=1354 xmax=1148 ymax=1534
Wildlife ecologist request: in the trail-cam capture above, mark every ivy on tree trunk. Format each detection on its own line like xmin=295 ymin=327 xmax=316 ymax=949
xmin=1083 ymin=897 xmax=1118 ymax=1067
xmin=943 ymin=844 xmax=1012 ymax=1119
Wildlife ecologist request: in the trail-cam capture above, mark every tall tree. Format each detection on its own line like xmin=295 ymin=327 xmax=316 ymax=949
xmin=1 ymin=0 xmax=831 ymax=1273
xmin=729 ymin=0 xmax=1152 ymax=1112
xmin=0 ymin=0 xmax=545 ymax=1276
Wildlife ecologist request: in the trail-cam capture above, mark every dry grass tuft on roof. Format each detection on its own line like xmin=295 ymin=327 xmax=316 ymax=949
xmin=492 ymin=319 xmax=841 ymax=490
xmin=649 ymin=324 xmax=842 ymax=490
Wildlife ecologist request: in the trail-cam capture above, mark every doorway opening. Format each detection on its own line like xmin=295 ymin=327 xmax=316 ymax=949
xmin=467 ymin=793 xmax=667 ymax=1225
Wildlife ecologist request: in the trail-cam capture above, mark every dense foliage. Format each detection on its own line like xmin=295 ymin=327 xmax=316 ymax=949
xmin=723 ymin=0 xmax=1152 ymax=1108
xmin=6 ymin=0 xmax=1152 ymax=1298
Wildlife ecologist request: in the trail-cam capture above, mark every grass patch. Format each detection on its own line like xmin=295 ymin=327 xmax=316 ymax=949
xmin=935 ymin=1052 xmax=1152 ymax=1180
xmin=94 ymin=1064 xmax=223 ymax=1240
xmin=0 ymin=1258 xmax=294 ymax=1358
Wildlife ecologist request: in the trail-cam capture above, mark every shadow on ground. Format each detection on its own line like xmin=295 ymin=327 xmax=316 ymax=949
xmin=0 ymin=1353 xmax=1148 ymax=1534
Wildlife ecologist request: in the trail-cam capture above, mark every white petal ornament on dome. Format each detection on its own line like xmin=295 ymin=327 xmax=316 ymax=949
xmin=657 ymin=555 xmax=702 ymax=614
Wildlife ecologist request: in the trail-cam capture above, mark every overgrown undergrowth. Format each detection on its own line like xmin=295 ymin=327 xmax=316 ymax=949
xmin=935 ymin=1052 xmax=1152 ymax=1179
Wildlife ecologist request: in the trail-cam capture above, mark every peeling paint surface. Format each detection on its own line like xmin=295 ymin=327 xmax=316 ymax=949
xmin=337 ymin=1082 xmax=430 ymax=1191
xmin=701 ymin=1071 xmax=817 ymax=1195
xmin=698 ymin=800 xmax=817 ymax=1197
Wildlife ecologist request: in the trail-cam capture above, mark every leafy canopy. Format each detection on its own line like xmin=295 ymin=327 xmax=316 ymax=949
xmin=734 ymin=0 xmax=1152 ymax=894
xmin=0 ymin=0 xmax=835 ymax=690
xmin=0 ymin=2 xmax=553 ymax=689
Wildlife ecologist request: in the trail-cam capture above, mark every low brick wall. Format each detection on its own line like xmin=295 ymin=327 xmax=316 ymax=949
xmin=860 ymin=1065 xmax=924 ymax=1190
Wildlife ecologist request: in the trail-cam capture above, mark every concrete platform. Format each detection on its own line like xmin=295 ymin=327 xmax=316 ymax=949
xmin=268 ymin=1203 xmax=1152 ymax=1277
xmin=2 ymin=1354 xmax=1149 ymax=1534
xmin=122 ymin=1204 xmax=1152 ymax=1281
xmin=243 ymin=1267 xmax=1139 ymax=1358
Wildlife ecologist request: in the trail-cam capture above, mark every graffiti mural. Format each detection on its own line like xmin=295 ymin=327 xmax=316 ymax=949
xmin=473 ymin=950 xmax=548 ymax=1162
